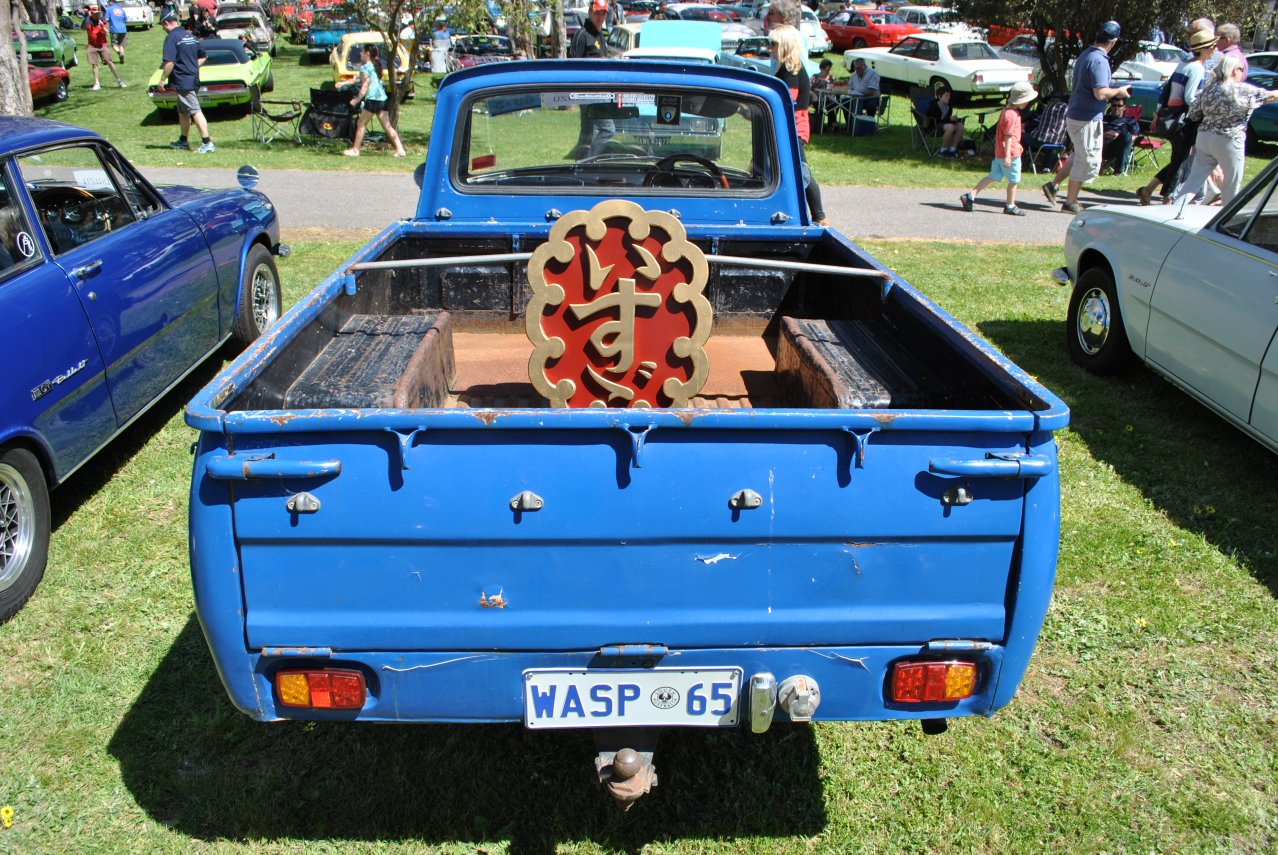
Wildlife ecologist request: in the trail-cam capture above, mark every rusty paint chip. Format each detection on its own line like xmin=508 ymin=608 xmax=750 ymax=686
xmin=479 ymin=590 xmax=507 ymax=608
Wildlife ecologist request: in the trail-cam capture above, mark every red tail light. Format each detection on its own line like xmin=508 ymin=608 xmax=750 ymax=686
xmin=890 ymin=661 xmax=977 ymax=703
xmin=275 ymin=669 xmax=367 ymax=709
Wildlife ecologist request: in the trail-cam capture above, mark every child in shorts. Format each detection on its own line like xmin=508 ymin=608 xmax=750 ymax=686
xmin=960 ymin=81 xmax=1037 ymax=216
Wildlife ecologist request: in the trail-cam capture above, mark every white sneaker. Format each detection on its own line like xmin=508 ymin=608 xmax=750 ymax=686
xmin=92 ymin=83 xmax=100 ymax=90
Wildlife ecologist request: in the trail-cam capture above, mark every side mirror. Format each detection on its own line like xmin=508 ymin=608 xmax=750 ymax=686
xmin=237 ymin=164 xmax=260 ymax=190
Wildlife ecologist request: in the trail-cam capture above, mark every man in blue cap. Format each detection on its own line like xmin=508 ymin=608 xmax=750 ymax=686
xmin=1043 ymin=21 xmax=1131 ymax=213
xmin=157 ymin=9 xmax=214 ymax=153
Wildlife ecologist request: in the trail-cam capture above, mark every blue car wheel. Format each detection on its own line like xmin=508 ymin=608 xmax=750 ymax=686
xmin=0 ymin=447 xmax=50 ymax=624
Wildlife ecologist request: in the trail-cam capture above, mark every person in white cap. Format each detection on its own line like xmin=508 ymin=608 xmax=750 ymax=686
xmin=960 ymin=80 xmax=1037 ymax=216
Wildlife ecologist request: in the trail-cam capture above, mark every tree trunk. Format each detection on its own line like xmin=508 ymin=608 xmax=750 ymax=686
xmin=551 ymin=0 xmax=565 ymax=58
xmin=20 ymin=0 xmax=54 ymax=25
xmin=505 ymin=0 xmax=535 ymax=58
xmin=1 ymin=0 xmax=35 ymax=115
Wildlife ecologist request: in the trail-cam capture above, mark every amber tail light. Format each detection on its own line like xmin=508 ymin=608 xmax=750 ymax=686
xmin=275 ymin=669 xmax=367 ymax=710
xmin=890 ymin=660 xmax=977 ymax=704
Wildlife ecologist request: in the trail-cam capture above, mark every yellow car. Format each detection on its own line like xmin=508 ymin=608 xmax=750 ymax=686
xmin=328 ymin=31 xmax=411 ymax=91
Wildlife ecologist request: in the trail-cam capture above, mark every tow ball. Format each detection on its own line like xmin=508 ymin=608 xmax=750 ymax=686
xmin=594 ymin=731 xmax=659 ymax=810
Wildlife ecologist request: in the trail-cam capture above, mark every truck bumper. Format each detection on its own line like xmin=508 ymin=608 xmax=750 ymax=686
xmin=209 ymin=644 xmax=1009 ymax=725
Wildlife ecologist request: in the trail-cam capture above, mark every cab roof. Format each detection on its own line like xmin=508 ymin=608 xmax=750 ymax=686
xmin=0 ymin=116 xmax=99 ymax=156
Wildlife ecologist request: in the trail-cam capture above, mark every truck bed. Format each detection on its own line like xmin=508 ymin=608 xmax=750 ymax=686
xmin=229 ymin=233 xmax=1023 ymax=414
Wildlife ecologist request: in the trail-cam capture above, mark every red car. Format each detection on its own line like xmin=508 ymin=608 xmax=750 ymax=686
xmin=28 ymin=65 xmax=69 ymax=104
xmin=985 ymin=24 xmax=1034 ymax=47
xmin=822 ymin=9 xmax=919 ymax=51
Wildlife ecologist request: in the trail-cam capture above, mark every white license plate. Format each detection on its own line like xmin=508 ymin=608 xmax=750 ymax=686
xmin=523 ymin=668 xmax=742 ymax=729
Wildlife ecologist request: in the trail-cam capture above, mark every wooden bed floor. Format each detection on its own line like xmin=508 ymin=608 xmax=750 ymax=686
xmin=448 ymin=332 xmax=781 ymax=408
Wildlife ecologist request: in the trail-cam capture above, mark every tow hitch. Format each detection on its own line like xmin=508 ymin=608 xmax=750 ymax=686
xmin=593 ymin=730 xmax=659 ymax=810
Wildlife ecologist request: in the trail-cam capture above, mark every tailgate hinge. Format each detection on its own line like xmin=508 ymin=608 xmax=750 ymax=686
xmin=261 ymin=646 xmax=334 ymax=658
xmin=925 ymin=639 xmax=994 ymax=653
xmin=599 ymin=644 xmax=669 ymax=658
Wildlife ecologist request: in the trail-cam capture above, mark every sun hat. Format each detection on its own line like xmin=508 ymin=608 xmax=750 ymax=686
xmin=1188 ymin=30 xmax=1218 ymax=52
xmin=1097 ymin=20 xmax=1121 ymax=41
xmin=1008 ymin=80 xmax=1038 ymax=106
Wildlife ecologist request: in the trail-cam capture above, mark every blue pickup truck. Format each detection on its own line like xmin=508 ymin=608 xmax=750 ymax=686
xmin=184 ymin=60 xmax=1069 ymax=806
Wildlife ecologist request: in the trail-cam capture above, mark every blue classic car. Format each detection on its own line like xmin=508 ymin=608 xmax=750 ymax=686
xmin=305 ymin=9 xmax=362 ymax=59
xmin=0 ymin=116 xmax=286 ymax=622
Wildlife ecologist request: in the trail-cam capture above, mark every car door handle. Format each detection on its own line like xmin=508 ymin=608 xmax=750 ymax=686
xmin=71 ymin=259 xmax=102 ymax=279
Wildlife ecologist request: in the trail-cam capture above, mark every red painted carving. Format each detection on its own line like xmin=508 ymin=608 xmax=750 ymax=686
xmin=526 ymin=200 xmax=711 ymax=408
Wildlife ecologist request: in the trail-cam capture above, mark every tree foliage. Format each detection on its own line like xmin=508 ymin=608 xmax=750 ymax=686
xmin=955 ymin=0 xmax=1270 ymax=94
xmin=344 ymin=0 xmax=491 ymax=124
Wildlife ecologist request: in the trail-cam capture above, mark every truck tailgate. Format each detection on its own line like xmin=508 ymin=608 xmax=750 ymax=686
xmin=225 ymin=426 xmax=1032 ymax=651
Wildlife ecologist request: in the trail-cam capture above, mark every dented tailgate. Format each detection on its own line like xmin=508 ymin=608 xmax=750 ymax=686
xmin=219 ymin=421 xmax=1036 ymax=652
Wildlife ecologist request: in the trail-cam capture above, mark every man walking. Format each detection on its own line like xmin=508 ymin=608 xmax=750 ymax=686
xmin=158 ymin=9 xmax=214 ymax=154
xmin=568 ymin=0 xmax=615 ymax=158
xmin=105 ymin=0 xmax=127 ymax=63
xmin=1042 ymin=21 xmax=1130 ymax=214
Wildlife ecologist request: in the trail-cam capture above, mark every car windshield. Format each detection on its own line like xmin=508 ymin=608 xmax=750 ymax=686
xmin=948 ymin=41 xmax=998 ymax=61
xmin=737 ymin=38 xmax=769 ymax=56
xmin=220 ymin=14 xmax=260 ymax=27
xmin=458 ymin=36 xmax=513 ymax=54
xmin=1147 ymin=45 xmax=1189 ymax=62
xmin=867 ymin=13 xmax=904 ymax=24
xmin=204 ymin=48 xmax=246 ymax=65
xmin=17 ymin=28 xmax=51 ymax=42
xmin=457 ymin=86 xmax=773 ymax=195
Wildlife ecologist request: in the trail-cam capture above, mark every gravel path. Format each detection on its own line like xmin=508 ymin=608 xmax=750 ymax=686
xmin=141 ymin=166 xmax=1137 ymax=243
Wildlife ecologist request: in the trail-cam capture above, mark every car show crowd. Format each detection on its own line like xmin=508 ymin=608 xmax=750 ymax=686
xmin=11 ymin=0 xmax=1278 ymax=209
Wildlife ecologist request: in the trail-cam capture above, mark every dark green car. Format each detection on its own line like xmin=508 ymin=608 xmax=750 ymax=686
xmin=12 ymin=24 xmax=78 ymax=69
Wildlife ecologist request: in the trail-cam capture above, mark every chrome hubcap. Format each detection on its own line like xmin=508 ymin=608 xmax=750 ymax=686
xmin=250 ymin=263 xmax=280 ymax=333
xmin=0 ymin=463 xmax=35 ymax=593
xmin=1076 ymin=287 xmax=1111 ymax=355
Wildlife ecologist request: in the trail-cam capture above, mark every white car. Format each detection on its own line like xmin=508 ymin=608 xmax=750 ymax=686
xmin=1001 ymin=35 xmax=1187 ymax=86
xmin=846 ymin=32 xmax=1031 ymax=97
xmin=1056 ymin=159 xmax=1278 ymax=455
xmin=120 ymin=0 xmax=152 ymax=29
xmin=749 ymin=4 xmax=832 ymax=56
xmin=799 ymin=6 xmax=832 ymax=55
xmin=894 ymin=6 xmax=984 ymax=40
xmin=1118 ymin=41 xmax=1189 ymax=82
xmin=216 ymin=10 xmax=275 ymax=56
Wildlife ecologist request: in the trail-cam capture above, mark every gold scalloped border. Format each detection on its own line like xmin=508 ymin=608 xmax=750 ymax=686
xmin=526 ymin=199 xmax=712 ymax=408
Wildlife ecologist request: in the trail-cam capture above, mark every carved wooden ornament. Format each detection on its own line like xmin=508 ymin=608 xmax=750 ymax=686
xmin=526 ymin=199 xmax=712 ymax=408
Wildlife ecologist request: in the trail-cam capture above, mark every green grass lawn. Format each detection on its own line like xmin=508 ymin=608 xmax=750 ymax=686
xmin=30 ymin=28 xmax=1277 ymax=187
xmin=1 ymin=237 xmax=1275 ymax=853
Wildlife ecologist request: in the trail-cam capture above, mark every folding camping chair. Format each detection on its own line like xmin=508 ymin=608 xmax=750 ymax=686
xmin=250 ymin=87 xmax=303 ymax=145
xmin=1124 ymin=104 xmax=1164 ymax=172
xmin=299 ymin=87 xmax=358 ymax=143
xmin=910 ymin=92 xmax=942 ymax=155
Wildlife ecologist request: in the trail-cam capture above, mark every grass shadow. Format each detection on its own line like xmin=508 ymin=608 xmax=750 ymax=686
xmin=109 ymin=616 xmax=827 ymax=853
xmin=978 ymin=316 xmax=1278 ymax=596
xmin=48 ymin=356 xmax=225 ymax=534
